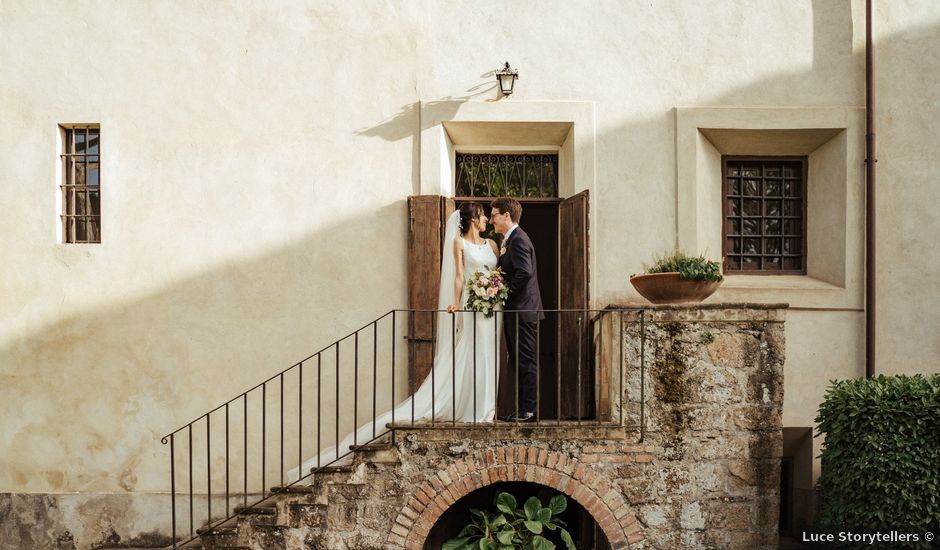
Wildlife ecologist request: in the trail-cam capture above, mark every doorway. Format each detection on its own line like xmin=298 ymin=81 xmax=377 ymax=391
xmin=407 ymin=154 xmax=592 ymax=420
xmin=455 ymin=197 xmax=560 ymax=420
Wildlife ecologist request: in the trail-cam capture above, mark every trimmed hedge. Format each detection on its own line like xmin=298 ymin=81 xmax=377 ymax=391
xmin=816 ymin=374 xmax=940 ymax=534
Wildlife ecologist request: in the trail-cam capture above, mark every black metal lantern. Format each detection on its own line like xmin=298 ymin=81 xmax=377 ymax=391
xmin=496 ymin=62 xmax=519 ymax=95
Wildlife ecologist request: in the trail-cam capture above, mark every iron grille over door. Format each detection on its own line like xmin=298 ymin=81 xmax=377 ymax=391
xmin=455 ymin=153 xmax=558 ymax=197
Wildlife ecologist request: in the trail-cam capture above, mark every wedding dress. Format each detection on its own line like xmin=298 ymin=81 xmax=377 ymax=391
xmin=289 ymin=211 xmax=499 ymax=479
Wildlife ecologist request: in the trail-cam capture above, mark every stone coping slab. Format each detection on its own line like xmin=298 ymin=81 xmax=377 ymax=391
xmin=388 ymin=424 xmax=634 ymax=442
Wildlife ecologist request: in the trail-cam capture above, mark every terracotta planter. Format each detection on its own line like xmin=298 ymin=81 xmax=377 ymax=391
xmin=629 ymin=272 xmax=722 ymax=305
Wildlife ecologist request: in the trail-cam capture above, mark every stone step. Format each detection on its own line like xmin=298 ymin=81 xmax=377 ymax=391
xmin=309 ymin=463 xmax=355 ymax=475
xmin=234 ymin=504 xmax=277 ymax=516
xmin=348 ymin=442 xmax=393 ymax=452
xmin=350 ymin=442 xmax=400 ymax=463
xmin=234 ymin=504 xmax=279 ymax=527
xmin=270 ymin=484 xmax=318 ymax=494
xmin=195 ymin=523 xmax=240 ymax=550
xmin=196 ymin=522 xmax=237 ymax=537
xmin=310 ymin=464 xmax=366 ymax=487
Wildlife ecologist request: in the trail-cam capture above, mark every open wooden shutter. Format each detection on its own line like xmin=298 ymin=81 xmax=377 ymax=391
xmin=407 ymin=195 xmax=455 ymax=390
xmin=558 ymin=190 xmax=591 ymax=418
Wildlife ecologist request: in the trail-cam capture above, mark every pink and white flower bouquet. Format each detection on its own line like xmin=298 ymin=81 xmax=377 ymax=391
xmin=465 ymin=266 xmax=509 ymax=318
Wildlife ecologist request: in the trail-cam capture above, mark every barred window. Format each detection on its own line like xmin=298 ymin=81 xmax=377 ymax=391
xmin=455 ymin=153 xmax=558 ymax=197
xmin=723 ymin=157 xmax=806 ymax=273
xmin=60 ymin=126 xmax=100 ymax=243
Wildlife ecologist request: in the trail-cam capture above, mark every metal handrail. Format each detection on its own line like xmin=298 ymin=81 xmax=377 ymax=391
xmin=160 ymin=307 xmax=647 ymax=548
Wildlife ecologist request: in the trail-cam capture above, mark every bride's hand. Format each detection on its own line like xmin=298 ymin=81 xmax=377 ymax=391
xmin=447 ymin=304 xmax=459 ymax=313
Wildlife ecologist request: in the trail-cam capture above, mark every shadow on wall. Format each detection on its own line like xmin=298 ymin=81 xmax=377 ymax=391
xmin=352 ymin=81 xmax=498 ymax=196
xmin=0 ymin=202 xmax=407 ymax=496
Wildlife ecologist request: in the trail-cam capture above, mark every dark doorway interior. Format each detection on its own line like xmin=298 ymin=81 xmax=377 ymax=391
xmin=424 ymin=481 xmax=611 ymax=550
xmin=455 ymin=198 xmax=560 ymax=419
xmin=779 ymin=456 xmax=793 ymax=532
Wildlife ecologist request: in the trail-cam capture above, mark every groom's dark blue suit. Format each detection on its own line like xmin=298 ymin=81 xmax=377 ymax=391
xmin=498 ymin=226 xmax=543 ymax=416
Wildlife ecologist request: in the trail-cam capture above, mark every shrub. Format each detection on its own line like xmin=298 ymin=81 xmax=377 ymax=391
xmin=444 ymin=492 xmax=575 ymax=550
xmin=643 ymin=250 xmax=723 ymax=282
xmin=815 ymin=374 xmax=940 ymax=539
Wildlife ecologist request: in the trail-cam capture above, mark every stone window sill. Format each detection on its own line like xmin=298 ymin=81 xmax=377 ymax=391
xmin=721 ymin=274 xmax=842 ymax=291
xmin=712 ymin=274 xmax=860 ymax=310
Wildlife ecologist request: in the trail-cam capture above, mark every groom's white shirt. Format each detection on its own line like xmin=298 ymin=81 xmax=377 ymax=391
xmin=504 ymin=224 xmax=519 ymax=242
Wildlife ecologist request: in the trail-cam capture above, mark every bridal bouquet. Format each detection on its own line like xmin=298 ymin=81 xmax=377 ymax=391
xmin=465 ymin=266 xmax=509 ymax=318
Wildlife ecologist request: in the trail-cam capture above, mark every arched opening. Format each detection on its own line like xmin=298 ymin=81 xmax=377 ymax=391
xmin=424 ymin=481 xmax=612 ymax=550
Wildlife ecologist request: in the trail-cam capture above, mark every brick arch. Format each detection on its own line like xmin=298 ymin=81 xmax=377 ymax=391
xmin=387 ymin=446 xmax=644 ymax=550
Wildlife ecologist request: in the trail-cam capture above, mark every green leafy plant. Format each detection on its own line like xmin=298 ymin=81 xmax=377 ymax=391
xmin=815 ymin=374 xmax=940 ymax=546
xmin=443 ymin=492 xmax=576 ymax=550
xmin=643 ymin=250 xmax=723 ymax=282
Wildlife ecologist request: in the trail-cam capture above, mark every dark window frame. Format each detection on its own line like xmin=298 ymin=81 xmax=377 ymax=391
xmin=721 ymin=156 xmax=807 ymax=275
xmin=60 ymin=125 xmax=101 ymax=244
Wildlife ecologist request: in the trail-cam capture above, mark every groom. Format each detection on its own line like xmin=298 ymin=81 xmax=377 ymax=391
xmin=491 ymin=198 xmax=544 ymax=422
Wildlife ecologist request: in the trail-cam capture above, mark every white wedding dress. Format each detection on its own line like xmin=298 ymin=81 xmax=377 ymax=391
xmin=289 ymin=211 xmax=499 ymax=479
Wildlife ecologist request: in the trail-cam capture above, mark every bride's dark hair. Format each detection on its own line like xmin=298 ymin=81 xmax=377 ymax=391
xmin=457 ymin=202 xmax=483 ymax=235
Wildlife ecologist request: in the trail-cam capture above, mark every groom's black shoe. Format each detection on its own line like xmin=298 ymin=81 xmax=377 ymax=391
xmin=499 ymin=411 xmax=536 ymax=423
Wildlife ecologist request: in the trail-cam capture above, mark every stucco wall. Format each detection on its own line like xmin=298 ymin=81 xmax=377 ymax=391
xmin=1 ymin=0 xmax=938 ymax=525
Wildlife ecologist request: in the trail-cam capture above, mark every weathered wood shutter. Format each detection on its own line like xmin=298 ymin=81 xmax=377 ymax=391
xmin=558 ymin=190 xmax=591 ymax=418
xmin=407 ymin=195 xmax=455 ymax=390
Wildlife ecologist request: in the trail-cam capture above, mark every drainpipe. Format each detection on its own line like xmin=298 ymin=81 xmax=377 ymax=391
xmin=865 ymin=0 xmax=877 ymax=379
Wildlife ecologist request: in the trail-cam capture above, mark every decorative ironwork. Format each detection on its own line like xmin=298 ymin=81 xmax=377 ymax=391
xmin=60 ymin=126 xmax=101 ymax=243
xmin=455 ymin=153 xmax=558 ymax=198
xmin=723 ymin=157 xmax=806 ymax=273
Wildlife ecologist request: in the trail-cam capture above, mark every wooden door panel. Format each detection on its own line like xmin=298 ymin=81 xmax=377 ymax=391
xmin=558 ymin=190 xmax=591 ymax=418
xmin=407 ymin=196 xmax=454 ymax=390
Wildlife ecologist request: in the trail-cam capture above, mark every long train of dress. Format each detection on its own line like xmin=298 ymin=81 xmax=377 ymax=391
xmin=288 ymin=234 xmax=500 ymax=480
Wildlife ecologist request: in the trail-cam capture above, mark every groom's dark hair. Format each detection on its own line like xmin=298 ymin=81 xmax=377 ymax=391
xmin=491 ymin=197 xmax=522 ymax=223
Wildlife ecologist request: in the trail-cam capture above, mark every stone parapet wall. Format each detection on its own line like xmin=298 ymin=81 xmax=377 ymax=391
xmin=607 ymin=303 xmax=785 ymax=548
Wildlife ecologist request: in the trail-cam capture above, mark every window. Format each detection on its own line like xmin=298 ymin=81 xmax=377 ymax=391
xmin=722 ymin=157 xmax=806 ymax=273
xmin=60 ymin=126 xmax=100 ymax=243
xmin=455 ymin=153 xmax=558 ymax=197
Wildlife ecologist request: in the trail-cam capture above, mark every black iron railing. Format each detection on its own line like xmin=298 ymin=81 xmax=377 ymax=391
xmin=160 ymin=307 xmax=647 ymax=548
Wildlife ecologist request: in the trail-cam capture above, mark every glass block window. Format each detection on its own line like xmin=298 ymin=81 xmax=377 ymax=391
xmin=455 ymin=153 xmax=558 ymax=197
xmin=723 ymin=157 xmax=806 ymax=274
xmin=60 ymin=126 xmax=101 ymax=243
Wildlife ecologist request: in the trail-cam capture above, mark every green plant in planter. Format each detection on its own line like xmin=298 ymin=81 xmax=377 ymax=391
xmin=443 ymin=492 xmax=576 ymax=550
xmin=643 ymin=250 xmax=723 ymax=282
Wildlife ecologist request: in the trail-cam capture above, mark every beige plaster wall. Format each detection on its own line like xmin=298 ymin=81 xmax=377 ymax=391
xmin=0 ymin=1 xmax=420 ymax=496
xmin=873 ymin=1 xmax=940 ymax=373
xmin=1 ymin=0 xmax=938 ymax=510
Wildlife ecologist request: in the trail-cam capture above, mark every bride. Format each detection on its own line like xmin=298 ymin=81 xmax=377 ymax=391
xmin=291 ymin=202 xmax=501 ymax=477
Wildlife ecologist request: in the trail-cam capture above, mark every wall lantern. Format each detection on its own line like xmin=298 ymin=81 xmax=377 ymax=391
xmin=496 ymin=62 xmax=519 ymax=95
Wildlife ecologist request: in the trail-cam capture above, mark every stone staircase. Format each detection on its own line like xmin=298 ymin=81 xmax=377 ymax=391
xmin=173 ymin=442 xmax=401 ymax=550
